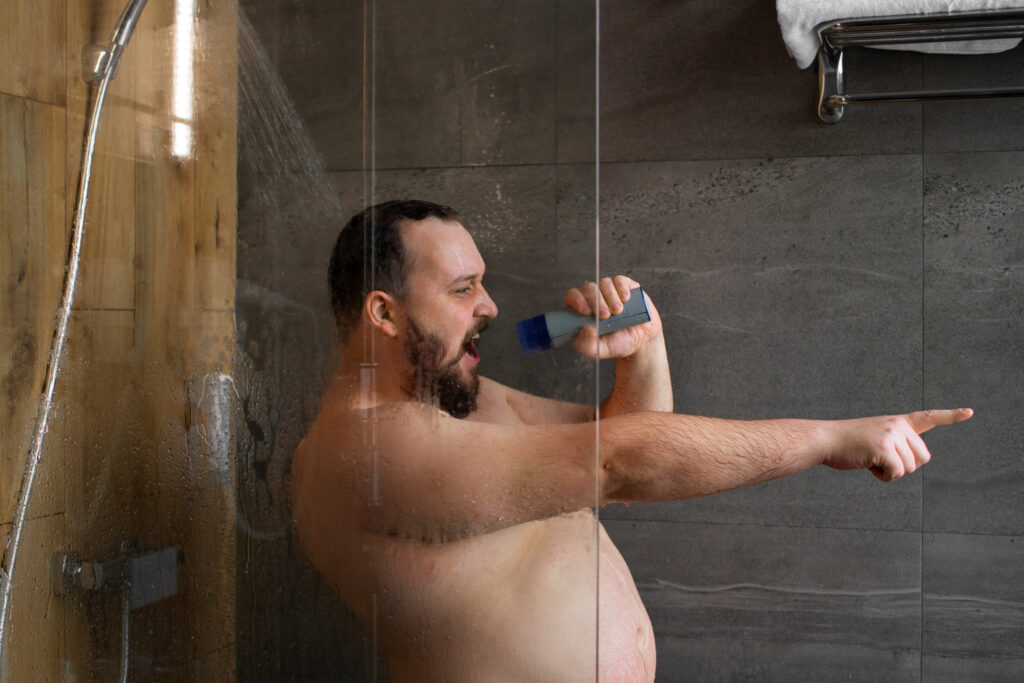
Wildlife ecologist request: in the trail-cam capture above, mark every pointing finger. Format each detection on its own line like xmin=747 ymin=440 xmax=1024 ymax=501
xmin=905 ymin=408 xmax=974 ymax=434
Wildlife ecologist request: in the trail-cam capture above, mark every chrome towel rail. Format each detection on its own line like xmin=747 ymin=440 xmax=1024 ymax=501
xmin=814 ymin=9 xmax=1024 ymax=122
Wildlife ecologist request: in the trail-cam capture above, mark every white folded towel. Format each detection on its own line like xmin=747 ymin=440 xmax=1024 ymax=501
xmin=777 ymin=0 xmax=1024 ymax=68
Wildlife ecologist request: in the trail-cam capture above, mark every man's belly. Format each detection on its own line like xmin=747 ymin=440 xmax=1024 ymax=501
xmin=369 ymin=510 xmax=655 ymax=682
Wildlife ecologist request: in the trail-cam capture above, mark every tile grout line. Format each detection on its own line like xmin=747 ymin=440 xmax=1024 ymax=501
xmin=601 ymin=516 xmax=1016 ymax=540
xmin=919 ymin=87 xmax=926 ymax=683
xmin=312 ymin=144 xmax=1024 ymax=176
xmin=593 ymin=3 xmax=601 ymax=681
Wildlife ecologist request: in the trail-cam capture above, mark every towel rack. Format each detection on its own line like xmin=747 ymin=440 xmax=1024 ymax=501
xmin=816 ymin=9 xmax=1024 ymax=122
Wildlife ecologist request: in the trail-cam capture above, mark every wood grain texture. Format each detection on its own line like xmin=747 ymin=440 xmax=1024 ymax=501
xmin=0 ymin=93 xmax=67 ymax=522
xmin=0 ymin=0 xmax=67 ymax=105
xmin=0 ymin=515 xmax=67 ymax=680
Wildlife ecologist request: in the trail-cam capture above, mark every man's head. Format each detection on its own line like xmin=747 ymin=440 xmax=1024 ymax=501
xmin=329 ymin=200 xmax=461 ymax=337
xmin=329 ymin=200 xmax=498 ymax=417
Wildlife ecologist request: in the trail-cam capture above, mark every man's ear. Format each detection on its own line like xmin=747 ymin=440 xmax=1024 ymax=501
xmin=365 ymin=290 xmax=400 ymax=338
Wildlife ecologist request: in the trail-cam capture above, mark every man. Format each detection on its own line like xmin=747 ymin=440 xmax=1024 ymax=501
xmin=292 ymin=199 xmax=972 ymax=681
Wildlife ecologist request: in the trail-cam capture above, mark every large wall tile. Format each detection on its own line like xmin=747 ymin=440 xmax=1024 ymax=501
xmin=555 ymin=0 xmax=596 ymax=165
xmin=370 ymin=0 xmax=557 ymax=169
xmin=923 ymin=152 xmax=1024 ymax=536
xmin=590 ymin=1 xmax=922 ymax=164
xmin=605 ymin=520 xmax=922 ymax=682
xmin=559 ymin=157 xmax=927 ymax=529
xmin=240 ymin=0 xmax=364 ymax=172
xmin=924 ymin=46 xmax=1024 ymax=153
xmin=923 ymin=533 xmax=1024 ymax=679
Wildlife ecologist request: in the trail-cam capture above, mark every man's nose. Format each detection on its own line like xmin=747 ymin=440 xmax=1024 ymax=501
xmin=475 ymin=287 xmax=498 ymax=319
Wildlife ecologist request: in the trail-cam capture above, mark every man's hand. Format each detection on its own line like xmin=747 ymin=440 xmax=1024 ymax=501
xmin=566 ymin=275 xmax=664 ymax=359
xmin=824 ymin=408 xmax=974 ymax=481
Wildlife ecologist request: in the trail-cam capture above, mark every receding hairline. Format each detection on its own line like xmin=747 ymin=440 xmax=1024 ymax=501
xmin=392 ymin=214 xmax=472 ymax=283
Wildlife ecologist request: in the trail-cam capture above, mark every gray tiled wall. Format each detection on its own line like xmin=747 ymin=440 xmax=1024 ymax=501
xmin=240 ymin=0 xmax=1023 ymax=680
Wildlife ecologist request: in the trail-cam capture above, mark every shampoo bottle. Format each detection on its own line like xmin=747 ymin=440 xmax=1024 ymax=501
xmin=516 ymin=286 xmax=650 ymax=354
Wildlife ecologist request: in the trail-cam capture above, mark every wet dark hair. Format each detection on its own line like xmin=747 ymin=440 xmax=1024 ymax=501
xmin=328 ymin=199 xmax=461 ymax=337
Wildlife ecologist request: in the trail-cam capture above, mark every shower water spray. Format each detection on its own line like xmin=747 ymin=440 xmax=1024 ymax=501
xmin=517 ymin=286 xmax=651 ymax=354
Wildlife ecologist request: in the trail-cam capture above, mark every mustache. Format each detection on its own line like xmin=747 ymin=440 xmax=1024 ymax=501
xmin=463 ymin=318 xmax=490 ymax=345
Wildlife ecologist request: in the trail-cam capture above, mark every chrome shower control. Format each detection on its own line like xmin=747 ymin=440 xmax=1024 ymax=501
xmin=51 ymin=543 xmax=180 ymax=608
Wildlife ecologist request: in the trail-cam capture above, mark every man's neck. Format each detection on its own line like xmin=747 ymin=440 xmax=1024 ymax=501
xmin=332 ymin=343 xmax=414 ymax=410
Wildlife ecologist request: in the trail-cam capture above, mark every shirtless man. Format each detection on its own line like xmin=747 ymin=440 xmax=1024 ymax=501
xmin=291 ymin=199 xmax=973 ymax=682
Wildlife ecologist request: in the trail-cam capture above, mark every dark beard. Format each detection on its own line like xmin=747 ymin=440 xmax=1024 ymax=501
xmin=403 ymin=316 xmax=482 ymax=419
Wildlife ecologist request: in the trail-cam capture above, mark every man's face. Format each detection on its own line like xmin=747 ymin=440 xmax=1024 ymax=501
xmin=397 ymin=217 xmax=498 ymax=417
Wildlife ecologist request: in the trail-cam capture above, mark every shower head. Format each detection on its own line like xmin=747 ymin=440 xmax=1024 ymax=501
xmin=84 ymin=0 xmax=149 ymax=84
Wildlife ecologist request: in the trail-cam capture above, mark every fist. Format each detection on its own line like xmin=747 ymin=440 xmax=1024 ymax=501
xmin=565 ymin=275 xmax=663 ymax=359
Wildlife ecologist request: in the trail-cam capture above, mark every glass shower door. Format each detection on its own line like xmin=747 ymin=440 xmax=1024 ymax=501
xmin=1 ymin=0 xmax=604 ymax=679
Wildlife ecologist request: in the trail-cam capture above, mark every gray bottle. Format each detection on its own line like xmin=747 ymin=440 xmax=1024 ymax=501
xmin=516 ymin=286 xmax=651 ymax=354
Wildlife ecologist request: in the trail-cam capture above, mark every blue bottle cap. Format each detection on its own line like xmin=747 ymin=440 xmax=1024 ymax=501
xmin=516 ymin=315 xmax=552 ymax=354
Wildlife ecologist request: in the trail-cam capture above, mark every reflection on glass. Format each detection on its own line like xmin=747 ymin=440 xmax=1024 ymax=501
xmin=172 ymin=0 xmax=195 ymax=158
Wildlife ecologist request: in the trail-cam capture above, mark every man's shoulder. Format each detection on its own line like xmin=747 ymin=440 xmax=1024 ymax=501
xmin=476 ymin=376 xmax=594 ymax=426
xmin=312 ymin=396 xmax=451 ymax=446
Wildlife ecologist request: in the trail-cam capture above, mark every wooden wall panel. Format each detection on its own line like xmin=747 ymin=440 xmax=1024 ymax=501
xmin=70 ymin=0 xmax=140 ymax=311
xmin=0 ymin=0 xmax=68 ymax=104
xmin=1 ymin=0 xmax=239 ymax=679
xmin=0 ymin=515 xmax=66 ymax=680
xmin=0 ymin=93 xmax=67 ymax=522
xmin=195 ymin=0 xmax=239 ymax=315
xmin=58 ymin=309 xmax=139 ymax=682
xmin=60 ymin=310 xmax=138 ymax=548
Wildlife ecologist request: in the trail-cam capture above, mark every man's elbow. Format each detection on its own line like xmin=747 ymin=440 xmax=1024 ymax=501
xmin=596 ymin=416 xmax=653 ymax=504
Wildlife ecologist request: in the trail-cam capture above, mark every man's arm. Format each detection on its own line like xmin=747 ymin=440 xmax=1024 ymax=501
xmin=493 ymin=276 xmax=672 ymax=426
xmin=565 ymin=276 xmax=673 ymax=417
xmin=311 ymin=401 xmax=972 ymax=541
xmin=598 ymin=408 xmax=973 ymax=502
xmin=479 ymin=274 xmax=671 ymax=423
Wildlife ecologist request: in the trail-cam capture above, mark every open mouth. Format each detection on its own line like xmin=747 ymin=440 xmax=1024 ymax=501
xmin=464 ymin=333 xmax=480 ymax=361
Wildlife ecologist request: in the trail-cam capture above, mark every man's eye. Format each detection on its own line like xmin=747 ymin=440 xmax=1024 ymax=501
xmin=454 ymin=286 xmax=472 ymax=295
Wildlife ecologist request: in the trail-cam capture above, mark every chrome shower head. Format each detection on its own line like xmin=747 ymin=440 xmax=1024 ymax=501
xmin=83 ymin=0 xmax=149 ymax=84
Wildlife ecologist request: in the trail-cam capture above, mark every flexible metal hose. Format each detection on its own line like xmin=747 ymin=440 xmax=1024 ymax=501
xmin=0 ymin=2 xmax=148 ymax=679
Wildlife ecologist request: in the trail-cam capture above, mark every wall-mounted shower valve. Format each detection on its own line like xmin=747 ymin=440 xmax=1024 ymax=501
xmin=51 ymin=551 xmax=124 ymax=595
xmin=51 ymin=544 xmax=180 ymax=608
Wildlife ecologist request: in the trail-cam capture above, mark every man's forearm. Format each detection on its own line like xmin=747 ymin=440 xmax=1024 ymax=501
xmin=598 ymin=412 xmax=831 ymax=503
xmin=600 ymin=335 xmax=673 ymax=418
xmin=595 ymin=407 xmax=969 ymax=503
